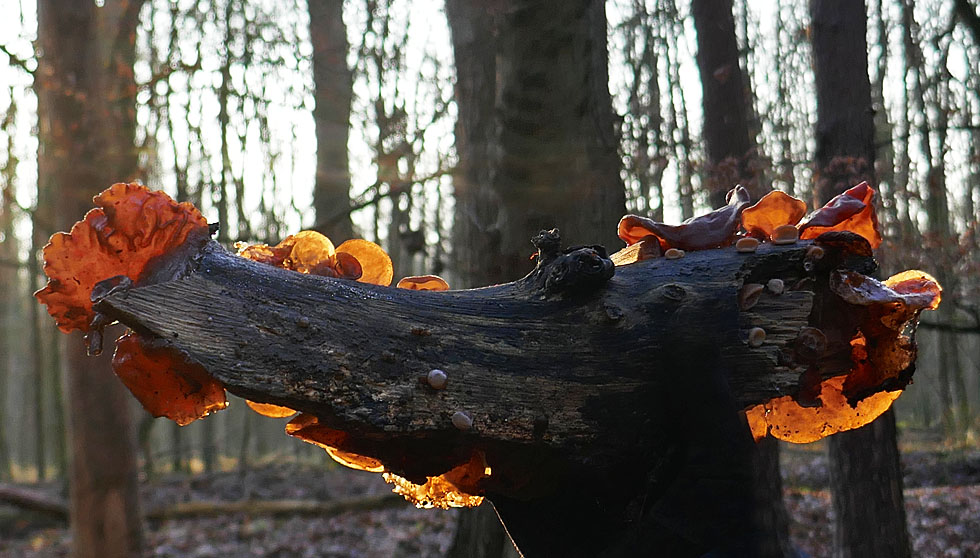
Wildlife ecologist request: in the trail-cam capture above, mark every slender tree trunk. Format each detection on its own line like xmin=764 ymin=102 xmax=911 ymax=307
xmin=810 ymin=2 xmax=911 ymax=557
xmin=447 ymin=0 xmax=625 ymax=553
xmin=0 ymin=167 xmax=16 ymax=480
xmin=692 ymin=0 xmax=765 ymax=206
xmin=35 ymin=1 xmax=145 ymax=556
xmin=309 ymin=0 xmax=353 ymax=241
xmin=692 ymin=2 xmax=791 ymax=554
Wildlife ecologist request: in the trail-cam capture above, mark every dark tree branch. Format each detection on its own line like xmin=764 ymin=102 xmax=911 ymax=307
xmin=90 ymin=231 xmax=903 ymax=555
xmin=0 ymin=43 xmax=34 ymax=75
xmin=953 ymin=0 xmax=980 ymax=46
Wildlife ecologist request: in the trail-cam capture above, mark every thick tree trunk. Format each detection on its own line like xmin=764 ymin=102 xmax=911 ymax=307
xmin=309 ymin=0 xmax=353 ymax=241
xmin=692 ymin=0 xmax=765 ymax=207
xmin=450 ymin=0 xmax=625 ymax=288
xmin=810 ymin=2 xmax=912 ymax=557
xmin=446 ymin=1 xmax=625 ymax=553
xmin=95 ymin=232 xmax=890 ymax=556
xmin=35 ymin=1 xmax=145 ymax=556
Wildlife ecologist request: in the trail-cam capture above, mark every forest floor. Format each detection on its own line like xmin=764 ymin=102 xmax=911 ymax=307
xmin=0 ymin=446 xmax=978 ymax=557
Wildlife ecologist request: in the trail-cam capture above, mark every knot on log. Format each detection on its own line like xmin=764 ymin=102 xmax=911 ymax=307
xmin=529 ymin=229 xmax=614 ymax=296
xmin=531 ymin=228 xmax=563 ymax=263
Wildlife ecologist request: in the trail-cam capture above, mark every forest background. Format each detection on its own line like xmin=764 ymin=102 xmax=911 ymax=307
xmin=0 ymin=0 xmax=979 ymax=557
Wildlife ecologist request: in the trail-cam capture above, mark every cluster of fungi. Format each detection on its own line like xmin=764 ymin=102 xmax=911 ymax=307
xmin=35 ymin=181 xmax=940 ymax=508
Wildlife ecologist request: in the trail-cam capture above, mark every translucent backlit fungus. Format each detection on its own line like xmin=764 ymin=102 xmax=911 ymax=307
xmin=618 ymin=185 xmax=750 ymax=251
xmin=112 ymin=332 xmax=228 ymax=426
xmin=34 ymin=184 xmax=226 ymax=426
xmin=747 ymin=327 xmax=766 ymax=347
xmin=35 ymin=182 xmax=210 ymax=333
xmin=383 ymin=451 xmax=489 ymax=509
xmin=335 ymin=239 xmax=394 ymax=286
xmin=664 ymin=248 xmax=685 ymax=260
xmin=285 ymin=414 xmax=385 ymax=473
xmin=746 ymin=269 xmax=941 ymax=443
xmin=396 ymin=275 xmax=451 ymax=291
xmin=237 ymin=231 xmax=392 ymax=285
xmin=245 ymin=401 xmax=297 ymax=418
xmin=740 ymin=190 xmax=807 ymax=240
xmin=287 ymin=413 xmax=487 ymax=509
xmin=798 ymin=182 xmax=882 ymax=249
xmin=745 ymin=376 xmax=901 ymax=443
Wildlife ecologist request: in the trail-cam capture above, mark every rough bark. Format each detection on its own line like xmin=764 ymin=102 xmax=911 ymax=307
xmin=449 ymin=0 xmax=625 ymax=288
xmin=692 ymin=0 xmax=765 ymax=207
xmin=96 ymin=234 xmax=884 ymax=556
xmin=35 ymin=1 xmax=145 ymax=556
xmin=309 ymin=0 xmax=354 ymax=241
xmin=810 ymin=2 xmax=912 ymax=556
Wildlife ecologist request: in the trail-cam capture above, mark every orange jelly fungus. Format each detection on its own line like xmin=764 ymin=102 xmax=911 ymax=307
xmin=35 ymin=182 xmax=209 ymax=333
xmin=245 ymin=400 xmax=297 ymax=418
xmin=747 ymin=269 xmax=941 ymax=443
xmin=383 ymin=451 xmax=489 ymax=509
xmin=34 ymin=184 xmax=226 ymax=427
xmin=286 ymin=413 xmax=486 ymax=508
xmin=618 ymin=185 xmax=750 ymax=251
xmin=745 ymin=376 xmax=901 ymax=443
xmin=285 ymin=413 xmax=385 ymax=473
xmin=799 ymin=182 xmax=882 ymax=249
xmin=237 ymin=231 xmax=393 ymax=285
xmin=396 ymin=275 xmax=451 ymax=291
xmin=739 ymin=190 xmax=807 ymax=240
xmin=112 ymin=332 xmax=228 ymax=426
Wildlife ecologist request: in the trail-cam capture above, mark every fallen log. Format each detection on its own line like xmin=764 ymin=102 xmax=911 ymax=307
xmin=0 ymin=484 xmax=405 ymax=524
xmin=143 ymin=493 xmax=407 ymax=521
xmin=0 ymin=483 xmax=69 ymax=520
xmin=37 ymin=183 xmax=940 ymax=556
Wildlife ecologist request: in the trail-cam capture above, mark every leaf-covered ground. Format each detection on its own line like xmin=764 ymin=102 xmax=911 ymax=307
xmin=1 ymin=448 xmax=977 ymax=557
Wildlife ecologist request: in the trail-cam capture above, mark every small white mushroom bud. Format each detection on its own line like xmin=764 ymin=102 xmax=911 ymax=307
xmin=664 ymin=248 xmax=685 ymax=260
xmin=739 ymin=284 xmax=765 ymax=310
xmin=452 ymin=411 xmax=473 ymax=431
xmin=766 ymin=278 xmax=784 ymax=295
xmin=427 ymin=369 xmax=448 ymax=390
xmin=735 ymin=237 xmax=760 ymax=253
xmin=747 ymin=327 xmax=766 ymax=347
xmin=770 ymin=225 xmax=799 ymax=245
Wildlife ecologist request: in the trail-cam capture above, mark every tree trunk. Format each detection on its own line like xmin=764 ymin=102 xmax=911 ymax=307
xmin=35 ymin=1 xmax=145 ymax=556
xmin=810 ymin=2 xmax=912 ymax=556
xmin=692 ymin=2 xmax=791 ymax=554
xmin=692 ymin=0 xmax=765 ymax=207
xmin=309 ymin=0 xmax=354 ymax=241
xmin=450 ymin=0 xmax=625 ymax=288
xmin=446 ymin=0 xmax=625 ymax=552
